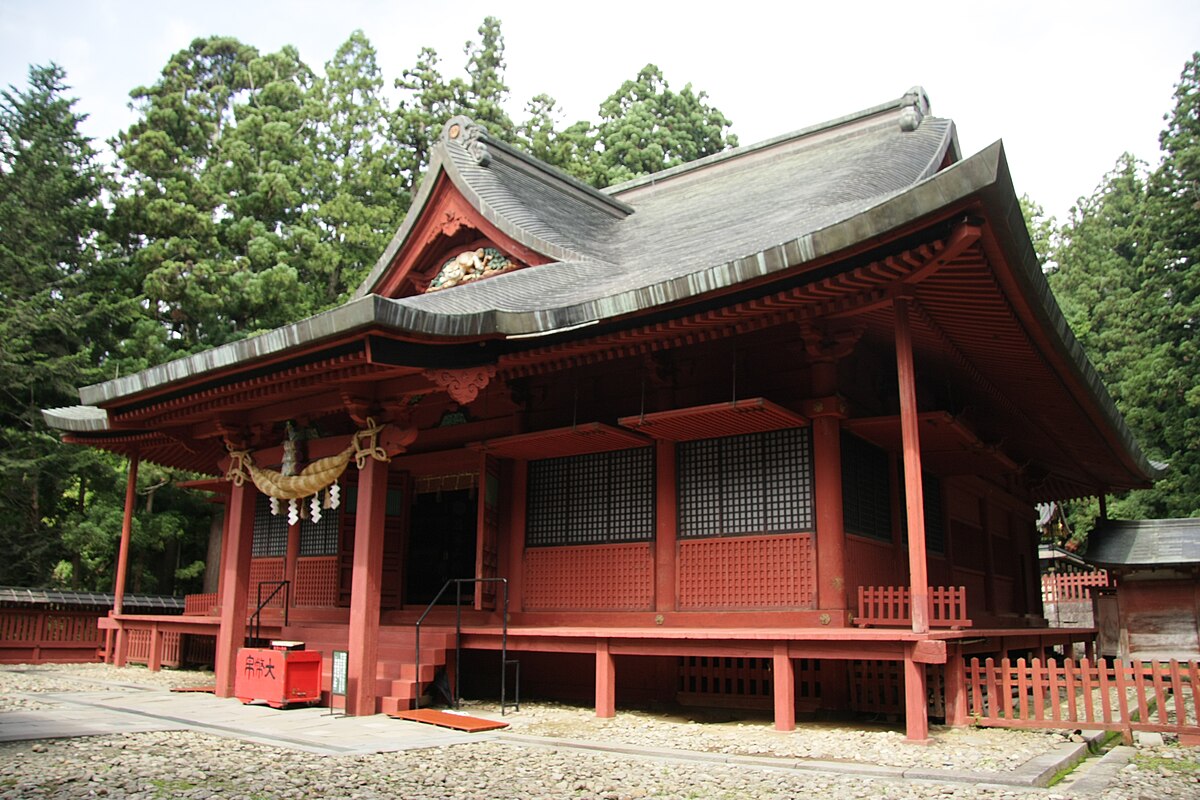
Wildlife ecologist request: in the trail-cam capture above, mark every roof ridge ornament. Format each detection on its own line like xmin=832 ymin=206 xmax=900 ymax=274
xmin=899 ymin=86 xmax=931 ymax=132
xmin=444 ymin=115 xmax=491 ymax=166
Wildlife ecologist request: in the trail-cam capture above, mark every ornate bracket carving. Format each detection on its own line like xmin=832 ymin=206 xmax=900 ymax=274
xmin=439 ymin=210 xmax=466 ymax=238
xmin=800 ymin=323 xmax=864 ymax=362
xmin=424 ymin=365 xmax=497 ymax=405
xmin=340 ymin=392 xmax=374 ymax=427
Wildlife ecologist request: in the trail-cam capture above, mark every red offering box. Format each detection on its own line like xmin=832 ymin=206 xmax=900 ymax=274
xmin=234 ymin=647 xmax=322 ymax=708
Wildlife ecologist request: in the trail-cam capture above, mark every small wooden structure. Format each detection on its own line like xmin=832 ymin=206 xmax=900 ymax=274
xmin=1086 ymin=518 xmax=1200 ymax=662
xmin=41 ymin=87 xmax=1159 ymax=741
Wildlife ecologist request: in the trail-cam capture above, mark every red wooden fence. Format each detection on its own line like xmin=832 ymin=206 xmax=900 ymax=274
xmin=124 ymin=627 xmax=183 ymax=669
xmin=966 ymin=657 xmax=1200 ymax=742
xmin=0 ymin=608 xmax=102 ymax=663
xmin=856 ymin=586 xmax=972 ymax=628
xmin=1041 ymin=570 xmax=1111 ymax=603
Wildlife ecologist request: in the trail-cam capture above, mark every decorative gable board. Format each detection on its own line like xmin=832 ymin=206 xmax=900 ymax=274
xmin=371 ymin=173 xmax=550 ymax=299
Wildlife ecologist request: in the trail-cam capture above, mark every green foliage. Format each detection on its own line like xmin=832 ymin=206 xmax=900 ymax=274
xmin=594 ymin=64 xmax=738 ymax=187
xmin=512 ymin=64 xmax=739 ymax=189
xmin=309 ymin=31 xmax=408 ymax=300
xmin=0 ymin=64 xmax=121 ymax=587
xmin=1046 ymin=51 xmax=1200 ymax=530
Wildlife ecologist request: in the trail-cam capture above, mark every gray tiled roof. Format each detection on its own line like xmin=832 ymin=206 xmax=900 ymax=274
xmin=359 ymin=88 xmax=954 ymax=322
xmin=0 ymin=586 xmax=185 ymax=610
xmin=1085 ymin=518 xmax=1200 ymax=567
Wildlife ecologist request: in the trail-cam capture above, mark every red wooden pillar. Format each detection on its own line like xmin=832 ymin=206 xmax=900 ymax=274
xmin=943 ymin=643 xmax=968 ymax=727
xmin=654 ymin=440 xmax=677 ymax=614
xmin=214 ymin=479 xmax=257 ymax=697
xmin=346 ymin=456 xmax=388 ymax=716
xmin=893 ymin=297 xmax=929 ymax=634
xmin=811 ymin=410 xmax=847 ymax=615
xmin=112 ymin=453 xmax=139 ymax=667
xmin=507 ymin=460 xmax=528 ymax=614
xmin=903 ymin=644 xmax=931 ymax=742
xmin=806 ymin=338 xmax=852 ymax=619
xmin=148 ymin=623 xmax=163 ymax=672
xmin=595 ymin=639 xmax=616 ymax=718
xmin=773 ymin=643 xmax=796 ymax=731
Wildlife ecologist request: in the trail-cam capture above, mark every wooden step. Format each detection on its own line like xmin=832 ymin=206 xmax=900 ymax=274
xmin=388 ymin=708 xmax=508 ymax=732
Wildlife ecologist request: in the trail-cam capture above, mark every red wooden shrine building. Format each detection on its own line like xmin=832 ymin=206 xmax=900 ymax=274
xmin=44 ymin=88 xmax=1158 ymax=741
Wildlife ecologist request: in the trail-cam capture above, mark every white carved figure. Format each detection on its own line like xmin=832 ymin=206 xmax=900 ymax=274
xmin=428 ymin=247 xmax=514 ymax=291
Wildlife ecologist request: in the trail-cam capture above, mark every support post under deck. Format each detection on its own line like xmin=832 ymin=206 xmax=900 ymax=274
xmin=773 ymin=643 xmax=796 ymax=731
xmin=595 ymin=640 xmax=615 ymax=718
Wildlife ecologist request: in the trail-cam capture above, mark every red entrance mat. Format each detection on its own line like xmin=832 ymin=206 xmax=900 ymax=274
xmin=170 ymin=685 xmax=217 ymax=693
xmin=388 ymin=708 xmax=509 ymax=732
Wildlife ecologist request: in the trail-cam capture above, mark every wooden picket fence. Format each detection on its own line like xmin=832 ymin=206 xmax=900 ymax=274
xmin=966 ymin=657 xmax=1200 ymax=742
xmin=856 ymin=585 xmax=972 ymax=628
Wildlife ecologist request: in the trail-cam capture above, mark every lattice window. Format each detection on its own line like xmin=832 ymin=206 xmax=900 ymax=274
xmin=924 ymin=474 xmax=945 ymax=554
xmin=678 ymin=427 xmax=813 ymax=538
xmin=841 ymin=432 xmax=891 ymax=542
xmin=898 ymin=470 xmax=945 ymax=555
xmin=526 ymin=447 xmax=654 ymax=547
xmin=251 ymin=495 xmax=288 ymax=557
xmin=299 ymin=507 xmax=341 ymax=556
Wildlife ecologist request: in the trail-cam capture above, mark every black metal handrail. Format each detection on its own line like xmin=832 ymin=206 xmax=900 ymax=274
xmin=414 ymin=577 xmax=516 ymax=715
xmin=247 ymin=580 xmax=289 ymax=647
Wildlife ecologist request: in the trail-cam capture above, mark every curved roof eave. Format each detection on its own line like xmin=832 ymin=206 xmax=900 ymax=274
xmin=967 ymin=146 xmax=1162 ymax=487
xmin=77 ymin=295 xmax=386 ymax=406
xmin=71 ymin=140 xmax=1012 ymax=409
xmin=65 ymin=137 xmax=1158 ymax=492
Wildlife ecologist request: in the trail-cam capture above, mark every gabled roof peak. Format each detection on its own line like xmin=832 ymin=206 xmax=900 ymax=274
xmin=440 ymin=115 xmax=632 ymax=218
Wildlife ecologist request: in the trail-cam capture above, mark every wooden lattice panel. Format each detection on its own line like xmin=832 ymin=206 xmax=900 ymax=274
xmin=849 ymin=659 xmax=902 ymax=714
xmin=42 ymin=613 xmax=99 ymax=642
xmin=677 ymin=533 xmax=815 ymax=609
xmin=677 ymin=656 xmax=822 ymax=710
xmin=524 ymin=543 xmax=654 ymax=610
xmin=248 ymin=558 xmax=285 ymax=607
xmin=294 ymin=556 xmax=339 ymax=607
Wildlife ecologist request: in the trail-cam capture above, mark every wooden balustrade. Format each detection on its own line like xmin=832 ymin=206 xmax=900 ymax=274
xmin=855 ymin=585 xmax=972 ymax=628
xmin=183 ymin=593 xmax=219 ymax=615
xmin=1040 ymin=570 xmax=1111 ymax=603
xmin=966 ymin=656 xmax=1200 ymax=743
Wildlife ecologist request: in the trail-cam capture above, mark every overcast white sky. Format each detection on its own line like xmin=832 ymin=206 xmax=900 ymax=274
xmin=2 ymin=1 xmax=1198 ymax=221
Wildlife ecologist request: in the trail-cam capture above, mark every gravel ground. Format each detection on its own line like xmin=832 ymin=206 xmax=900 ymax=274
xmin=1 ymin=663 xmax=1198 ymax=799
xmin=1096 ymin=746 xmax=1200 ymax=799
xmin=471 ymin=699 xmax=1069 ymax=772
xmin=0 ymin=663 xmax=214 ymax=712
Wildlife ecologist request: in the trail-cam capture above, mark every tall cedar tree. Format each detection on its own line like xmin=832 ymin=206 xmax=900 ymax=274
xmin=1139 ymin=51 xmax=1200 ymax=518
xmin=1046 ymin=52 xmax=1200 ymax=536
xmin=0 ymin=65 xmax=106 ymax=585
